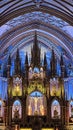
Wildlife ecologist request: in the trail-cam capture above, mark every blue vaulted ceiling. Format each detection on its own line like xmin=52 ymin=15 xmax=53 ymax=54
xmin=0 ymin=0 xmax=73 ymax=74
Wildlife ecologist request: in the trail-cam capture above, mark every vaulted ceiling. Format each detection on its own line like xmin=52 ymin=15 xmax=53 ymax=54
xmin=0 ymin=0 xmax=73 ymax=66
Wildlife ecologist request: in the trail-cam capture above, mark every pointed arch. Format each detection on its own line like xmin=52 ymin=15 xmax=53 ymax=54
xmin=51 ymin=99 xmax=60 ymax=119
xmin=33 ymin=67 xmax=40 ymax=73
xmin=12 ymin=100 xmax=22 ymax=119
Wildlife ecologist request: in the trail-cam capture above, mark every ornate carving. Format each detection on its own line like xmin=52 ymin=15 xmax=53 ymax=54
xmin=33 ymin=0 xmax=43 ymax=8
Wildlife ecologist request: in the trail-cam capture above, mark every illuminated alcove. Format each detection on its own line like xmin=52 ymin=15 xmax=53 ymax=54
xmin=69 ymin=100 xmax=73 ymax=118
xmin=0 ymin=100 xmax=4 ymax=118
xmin=51 ymin=100 xmax=60 ymax=119
xmin=27 ymin=91 xmax=47 ymax=116
xmin=12 ymin=100 xmax=22 ymax=119
xmin=12 ymin=77 xmax=22 ymax=97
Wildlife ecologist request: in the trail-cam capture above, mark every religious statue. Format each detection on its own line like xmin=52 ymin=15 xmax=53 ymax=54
xmin=0 ymin=105 xmax=1 ymax=117
xmin=28 ymin=105 xmax=32 ymax=115
xmin=14 ymin=106 xmax=20 ymax=119
xmin=40 ymin=105 xmax=44 ymax=115
xmin=54 ymin=107 xmax=58 ymax=118
xmin=52 ymin=85 xmax=56 ymax=96
xmin=71 ymin=105 xmax=73 ymax=117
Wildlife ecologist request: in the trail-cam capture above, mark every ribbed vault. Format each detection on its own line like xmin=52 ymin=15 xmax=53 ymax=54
xmin=0 ymin=22 xmax=73 ymax=60
xmin=1 ymin=0 xmax=73 ymax=26
xmin=0 ymin=0 xmax=73 ymax=67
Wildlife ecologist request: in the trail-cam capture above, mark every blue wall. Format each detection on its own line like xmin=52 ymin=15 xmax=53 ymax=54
xmin=0 ymin=77 xmax=7 ymax=100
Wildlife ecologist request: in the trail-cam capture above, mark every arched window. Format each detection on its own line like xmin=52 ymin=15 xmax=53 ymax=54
xmin=12 ymin=100 xmax=22 ymax=119
xmin=0 ymin=100 xmax=4 ymax=118
xmin=33 ymin=67 xmax=39 ymax=73
xmin=27 ymin=91 xmax=47 ymax=116
xmin=51 ymin=100 xmax=60 ymax=119
xmin=69 ymin=100 xmax=73 ymax=118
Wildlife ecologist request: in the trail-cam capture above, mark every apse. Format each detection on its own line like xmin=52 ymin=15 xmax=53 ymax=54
xmin=0 ymin=0 xmax=73 ymax=129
